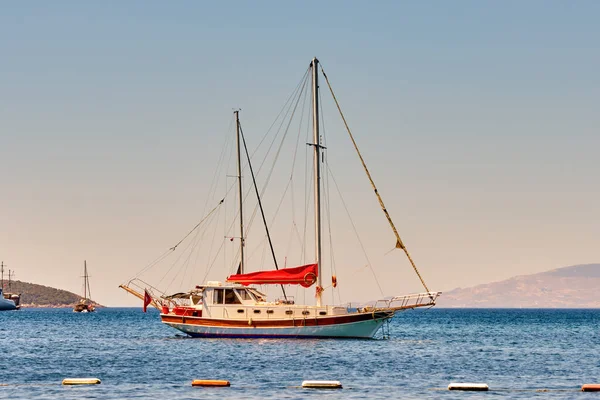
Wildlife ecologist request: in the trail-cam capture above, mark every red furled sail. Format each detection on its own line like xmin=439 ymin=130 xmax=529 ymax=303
xmin=226 ymin=263 xmax=318 ymax=288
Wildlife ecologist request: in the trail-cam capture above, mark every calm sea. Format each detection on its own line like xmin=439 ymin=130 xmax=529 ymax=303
xmin=1 ymin=308 xmax=599 ymax=399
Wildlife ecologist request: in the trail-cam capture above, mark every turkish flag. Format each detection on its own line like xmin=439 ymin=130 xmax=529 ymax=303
xmin=143 ymin=289 xmax=152 ymax=313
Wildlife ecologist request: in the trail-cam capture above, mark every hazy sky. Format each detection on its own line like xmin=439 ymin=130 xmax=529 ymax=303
xmin=1 ymin=1 xmax=598 ymax=306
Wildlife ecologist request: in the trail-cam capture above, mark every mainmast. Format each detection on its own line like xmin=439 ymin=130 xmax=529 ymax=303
xmin=235 ymin=110 xmax=245 ymax=274
xmin=311 ymin=58 xmax=323 ymax=306
xmin=84 ymin=260 xmax=87 ymax=299
xmin=1 ymin=261 xmax=4 ymax=291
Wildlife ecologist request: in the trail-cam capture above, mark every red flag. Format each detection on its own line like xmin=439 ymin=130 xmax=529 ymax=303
xmin=143 ymin=289 xmax=152 ymax=313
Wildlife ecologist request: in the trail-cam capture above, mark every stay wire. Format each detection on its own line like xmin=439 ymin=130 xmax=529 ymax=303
xmin=319 ymin=63 xmax=431 ymax=294
xmin=239 ymin=121 xmax=288 ymax=300
xmin=218 ymin=72 xmax=309 ymax=265
xmin=244 ymin=71 xmax=310 ymax=235
xmin=326 ymin=163 xmax=384 ymax=298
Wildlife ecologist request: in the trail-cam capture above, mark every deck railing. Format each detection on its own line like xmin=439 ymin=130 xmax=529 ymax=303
xmin=371 ymin=291 xmax=442 ymax=312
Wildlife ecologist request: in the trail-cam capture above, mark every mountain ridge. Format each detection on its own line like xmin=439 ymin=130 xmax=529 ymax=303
xmin=2 ymin=280 xmax=101 ymax=308
xmin=438 ymin=263 xmax=600 ymax=308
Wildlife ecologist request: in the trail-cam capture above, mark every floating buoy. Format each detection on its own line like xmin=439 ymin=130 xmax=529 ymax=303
xmin=302 ymin=380 xmax=343 ymax=389
xmin=448 ymin=382 xmax=489 ymax=391
xmin=191 ymin=380 xmax=230 ymax=387
xmin=62 ymin=378 xmax=101 ymax=385
xmin=582 ymin=384 xmax=600 ymax=392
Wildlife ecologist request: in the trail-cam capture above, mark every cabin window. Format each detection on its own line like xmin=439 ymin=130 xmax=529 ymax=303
xmin=285 ymin=310 xmax=293 ymax=315
xmin=266 ymin=310 xmax=274 ymax=314
xmin=213 ymin=289 xmax=224 ymax=304
xmin=235 ymin=289 xmax=252 ymax=301
xmin=253 ymin=309 xmax=261 ymax=314
xmin=302 ymin=311 xmax=310 ymax=316
xmin=237 ymin=309 xmax=245 ymax=314
xmin=249 ymin=289 xmax=266 ymax=302
xmin=319 ymin=311 xmax=327 ymax=316
xmin=224 ymin=289 xmax=241 ymax=304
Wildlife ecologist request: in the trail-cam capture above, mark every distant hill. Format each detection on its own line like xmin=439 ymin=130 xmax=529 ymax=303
xmin=2 ymin=280 xmax=100 ymax=308
xmin=439 ymin=264 xmax=600 ymax=308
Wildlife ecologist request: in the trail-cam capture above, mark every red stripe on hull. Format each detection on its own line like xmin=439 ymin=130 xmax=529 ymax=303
xmin=160 ymin=310 xmax=393 ymax=328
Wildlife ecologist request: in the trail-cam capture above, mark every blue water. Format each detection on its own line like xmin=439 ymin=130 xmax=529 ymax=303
xmin=1 ymin=308 xmax=599 ymax=399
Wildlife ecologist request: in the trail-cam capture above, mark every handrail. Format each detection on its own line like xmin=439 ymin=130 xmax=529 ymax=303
xmin=368 ymin=291 xmax=442 ymax=312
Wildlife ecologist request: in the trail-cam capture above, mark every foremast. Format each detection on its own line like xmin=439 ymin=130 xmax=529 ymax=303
xmin=83 ymin=260 xmax=92 ymax=300
xmin=0 ymin=261 xmax=4 ymax=292
xmin=235 ymin=110 xmax=245 ymax=273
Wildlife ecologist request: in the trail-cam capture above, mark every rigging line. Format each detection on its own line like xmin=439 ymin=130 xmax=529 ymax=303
xmin=159 ymin=215 xmax=209 ymax=289
xmin=250 ymin=67 xmax=310 ymax=159
xmin=130 ymin=249 xmax=173 ymax=281
xmin=289 ymin=72 xmax=310 ymax=236
xmin=202 ymin=115 xmax=235 ymax=218
xmin=320 ymin=64 xmax=431 ymax=294
xmin=302 ymin=97 xmax=313 ymax=265
xmin=203 ymin=236 xmax=226 ymax=282
xmin=204 ymin=196 xmax=242 ymax=282
xmin=256 ymin=74 xmax=310 ymax=260
xmin=178 ymin=204 xmax=215 ymax=290
xmin=205 ymin=174 xmax=246 ymax=259
xmin=239 ymin=122 xmax=288 ymax=300
xmin=168 ymin=198 xmax=225 ymax=252
xmin=265 ymin=74 xmax=311 ymax=236
xmin=130 ymin=134 xmax=234 ymax=286
xmin=204 ymin=198 xmax=223 ymax=283
xmin=250 ymin=69 xmax=310 ymax=181
xmin=171 ymin=220 xmax=204 ymax=293
xmin=326 ymin=163 xmax=384 ymax=298
xmin=246 ymin=234 xmax=269 ymax=262
xmin=319 ymin=88 xmax=340 ymax=305
xmin=244 ymin=71 xmax=310 ymax=234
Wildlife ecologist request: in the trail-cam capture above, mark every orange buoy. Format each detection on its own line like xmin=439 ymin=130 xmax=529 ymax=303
xmin=582 ymin=384 xmax=600 ymax=392
xmin=191 ymin=380 xmax=230 ymax=387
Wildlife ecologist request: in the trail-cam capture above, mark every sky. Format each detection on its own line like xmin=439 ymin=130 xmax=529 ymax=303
xmin=1 ymin=1 xmax=598 ymax=306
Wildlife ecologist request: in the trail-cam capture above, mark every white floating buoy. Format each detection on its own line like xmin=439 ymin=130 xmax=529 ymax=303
xmin=302 ymin=380 xmax=343 ymax=389
xmin=448 ymin=382 xmax=489 ymax=391
xmin=62 ymin=378 xmax=101 ymax=385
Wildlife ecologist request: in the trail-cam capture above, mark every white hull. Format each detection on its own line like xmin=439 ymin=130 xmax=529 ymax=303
xmin=163 ymin=317 xmax=387 ymax=339
xmin=0 ymin=297 xmax=17 ymax=311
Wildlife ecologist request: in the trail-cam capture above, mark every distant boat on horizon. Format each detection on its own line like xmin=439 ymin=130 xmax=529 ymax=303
xmin=73 ymin=260 xmax=96 ymax=313
xmin=0 ymin=261 xmax=20 ymax=311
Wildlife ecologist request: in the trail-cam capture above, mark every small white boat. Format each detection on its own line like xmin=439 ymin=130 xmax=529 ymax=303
xmin=0 ymin=288 xmax=17 ymax=311
xmin=0 ymin=262 xmax=19 ymax=311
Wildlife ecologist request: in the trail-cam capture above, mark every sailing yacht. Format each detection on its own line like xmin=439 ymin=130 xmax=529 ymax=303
xmin=73 ymin=260 xmax=95 ymax=313
xmin=120 ymin=58 xmax=440 ymax=338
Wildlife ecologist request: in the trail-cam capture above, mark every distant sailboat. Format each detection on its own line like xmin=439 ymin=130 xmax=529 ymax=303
xmin=0 ymin=261 xmax=20 ymax=311
xmin=73 ymin=260 xmax=95 ymax=313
